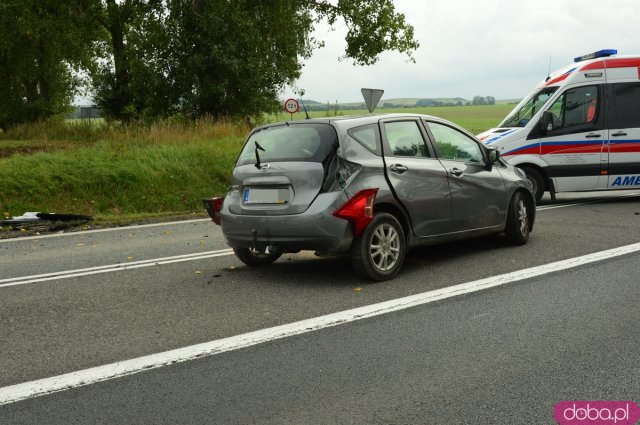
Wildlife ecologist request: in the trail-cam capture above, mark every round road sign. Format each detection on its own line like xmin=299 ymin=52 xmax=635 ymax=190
xmin=284 ymin=98 xmax=299 ymax=114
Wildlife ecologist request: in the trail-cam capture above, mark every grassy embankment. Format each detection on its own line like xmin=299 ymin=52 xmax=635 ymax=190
xmin=0 ymin=104 xmax=513 ymax=224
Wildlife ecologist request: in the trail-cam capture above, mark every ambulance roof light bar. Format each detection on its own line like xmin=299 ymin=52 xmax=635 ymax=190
xmin=574 ymin=49 xmax=618 ymax=63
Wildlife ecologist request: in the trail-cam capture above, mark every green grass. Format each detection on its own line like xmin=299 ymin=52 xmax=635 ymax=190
xmin=0 ymin=105 xmax=513 ymax=223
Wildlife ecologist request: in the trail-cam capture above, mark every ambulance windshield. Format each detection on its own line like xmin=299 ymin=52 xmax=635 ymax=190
xmin=500 ymin=87 xmax=558 ymax=128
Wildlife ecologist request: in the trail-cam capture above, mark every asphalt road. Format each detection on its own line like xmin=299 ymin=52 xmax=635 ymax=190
xmin=1 ymin=191 xmax=639 ymax=423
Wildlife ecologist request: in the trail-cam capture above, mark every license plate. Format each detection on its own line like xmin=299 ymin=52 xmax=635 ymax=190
xmin=243 ymin=188 xmax=289 ymax=204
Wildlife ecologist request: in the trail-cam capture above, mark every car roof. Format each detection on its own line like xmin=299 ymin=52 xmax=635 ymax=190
xmin=255 ymin=113 xmax=455 ymax=130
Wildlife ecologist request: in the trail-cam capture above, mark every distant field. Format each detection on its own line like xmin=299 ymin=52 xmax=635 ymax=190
xmin=269 ymin=104 xmax=514 ymax=134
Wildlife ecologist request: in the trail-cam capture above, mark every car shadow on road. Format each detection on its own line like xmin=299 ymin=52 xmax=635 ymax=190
xmin=211 ymin=234 xmax=519 ymax=287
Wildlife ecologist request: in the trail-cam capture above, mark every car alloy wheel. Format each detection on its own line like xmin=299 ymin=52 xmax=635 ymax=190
xmin=369 ymin=222 xmax=401 ymax=271
xmin=352 ymin=212 xmax=406 ymax=281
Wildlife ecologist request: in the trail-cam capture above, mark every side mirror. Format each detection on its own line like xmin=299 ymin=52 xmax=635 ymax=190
xmin=539 ymin=111 xmax=554 ymax=133
xmin=485 ymin=148 xmax=499 ymax=170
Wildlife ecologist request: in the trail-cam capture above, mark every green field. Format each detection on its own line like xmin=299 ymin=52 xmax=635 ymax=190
xmin=0 ymin=104 xmax=513 ymax=224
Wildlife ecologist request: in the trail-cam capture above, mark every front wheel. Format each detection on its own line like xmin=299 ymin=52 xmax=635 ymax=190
xmin=504 ymin=191 xmax=532 ymax=245
xmin=351 ymin=213 xmax=406 ymax=281
xmin=233 ymin=247 xmax=282 ymax=267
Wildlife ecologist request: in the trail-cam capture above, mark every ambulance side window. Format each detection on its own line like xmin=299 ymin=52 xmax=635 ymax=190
xmin=611 ymin=82 xmax=640 ymax=128
xmin=547 ymin=86 xmax=599 ymax=131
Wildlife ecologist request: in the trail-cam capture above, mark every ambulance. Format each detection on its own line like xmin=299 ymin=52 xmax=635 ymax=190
xmin=478 ymin=49 xmax=640 ymax=201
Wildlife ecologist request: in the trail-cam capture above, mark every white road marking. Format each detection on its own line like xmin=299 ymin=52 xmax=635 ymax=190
xmin=0 ymin=218 xmax=211 ymax=243
xmin=1 ymin=241 xmax=639 ymax=406
xmin=0 ymin=249 xmax=234 ymax=288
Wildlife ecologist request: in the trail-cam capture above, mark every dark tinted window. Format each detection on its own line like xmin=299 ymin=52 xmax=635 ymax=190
xmin=348 ymin=124 xmax=380 ymax=154
xmin=612 ymin=83 xmax=640 ymax=127
xmin=237 ymin=123 xmax=337 ymax=166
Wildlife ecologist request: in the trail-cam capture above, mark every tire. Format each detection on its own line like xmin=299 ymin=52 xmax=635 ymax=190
xmin=351 ymin=213 xmax=406 ymax=281
xmin=504 ymin=191 xmax=531 ymax=245
xmin=233 ymin=247 xmax=282 ymax=267
xmin=520 ymin=166 xmax=545 ymax=202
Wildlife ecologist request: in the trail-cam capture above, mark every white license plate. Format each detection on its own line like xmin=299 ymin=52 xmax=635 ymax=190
xmin=243 ymin=188 xmax=289 ymax=204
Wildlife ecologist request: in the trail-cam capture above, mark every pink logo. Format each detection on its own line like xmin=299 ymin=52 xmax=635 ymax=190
xmin=555 ymin=401 xmax=640 ymax=425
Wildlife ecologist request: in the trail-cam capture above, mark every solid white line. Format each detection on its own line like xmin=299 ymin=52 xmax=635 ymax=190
xmin=0 ymin=218 xmax=211 ymax=243
xmin=0 ymin=249 xmax=234 ymax=288
xmin=537 ymin=191 xmax=640 ymax=210
xmin=1 ymin=241 xmax=639 ymax=406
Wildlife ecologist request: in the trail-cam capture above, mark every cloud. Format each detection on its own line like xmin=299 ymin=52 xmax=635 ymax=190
xmin=283 ymin=0 xmax=640 ymax=103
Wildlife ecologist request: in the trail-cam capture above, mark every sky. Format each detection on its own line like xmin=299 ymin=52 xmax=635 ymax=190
xmin=281 ymin=0 xmax=639 ymax=104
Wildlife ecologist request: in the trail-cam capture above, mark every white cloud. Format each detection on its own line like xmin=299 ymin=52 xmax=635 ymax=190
xmin=283 ymin=0 xmax=640 ymax=103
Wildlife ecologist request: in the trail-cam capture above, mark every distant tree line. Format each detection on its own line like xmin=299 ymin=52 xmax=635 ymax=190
xmin=300 ymin=96 xmax=499 ymax=112
xmin=0 ymin=0 xmax=419 ymax=130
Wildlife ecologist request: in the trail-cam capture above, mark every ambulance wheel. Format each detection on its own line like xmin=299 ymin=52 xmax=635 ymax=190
xmin=505 ymin=191 xmax=531 ymax=245
xmin=520 ymin=166 xmax=544 ymax=202
xmin=233 ymin=247 xmax=282 ymax=266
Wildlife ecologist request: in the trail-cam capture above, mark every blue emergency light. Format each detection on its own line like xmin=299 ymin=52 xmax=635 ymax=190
xmin=574 ymin=49 xmax=618 ymax=63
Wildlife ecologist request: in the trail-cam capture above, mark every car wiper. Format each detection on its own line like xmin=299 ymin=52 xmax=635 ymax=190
xmin=254 ymin=141 xmax=265 ymax=169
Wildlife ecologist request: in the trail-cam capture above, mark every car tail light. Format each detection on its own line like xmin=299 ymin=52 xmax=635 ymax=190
xmin=332 ymin=188 xmax=378 ymax=236
xmin=203 ymin=197 xmax=224 ymax=225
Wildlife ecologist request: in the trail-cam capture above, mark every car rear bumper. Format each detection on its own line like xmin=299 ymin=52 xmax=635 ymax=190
xmin=220 ymin=192 xmax=353 ymax=254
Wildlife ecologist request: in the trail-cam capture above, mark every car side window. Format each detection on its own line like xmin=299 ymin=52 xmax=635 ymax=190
xmin=547 ymin=85 xmax=599 ymax=130
xmin=426 ymin=121 xmax=483 ymax=163
xmin=383 ymin=121 xmax=430 ymax=157
xmin=348 ymin=123 xmax=381 ymax=154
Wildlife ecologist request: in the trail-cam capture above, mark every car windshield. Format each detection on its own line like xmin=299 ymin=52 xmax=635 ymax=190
xmin=237 ymin=123 xmax=338 ymax=166
xmin=500 ymin=87 xmax=558 ymax=128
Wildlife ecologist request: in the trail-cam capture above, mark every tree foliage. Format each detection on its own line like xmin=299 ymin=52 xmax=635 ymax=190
xmin=0 ymin=0 xmax=99 ymax=129
xmin=1 ymin=0 xmax=419 ymax=126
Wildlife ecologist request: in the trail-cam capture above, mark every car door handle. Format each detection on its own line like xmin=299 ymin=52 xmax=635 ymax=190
xmin=390 ymin=164 xmax=408 ymax=174
xmin=585 ymin=133 xmax=601 ymax=138
xmin=612 ymin=131 xmax=628 ymax=137
xmin=449 ymin=167 xmax=464 ymax=177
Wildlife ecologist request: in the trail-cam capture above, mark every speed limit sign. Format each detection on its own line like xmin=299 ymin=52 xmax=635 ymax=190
xmin=284 ymin=98 xmax=299 ymax=114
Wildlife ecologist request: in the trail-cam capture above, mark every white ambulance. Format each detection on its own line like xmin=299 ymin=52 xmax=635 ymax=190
xmin=478 ymin=49 xmax=640 ymax=201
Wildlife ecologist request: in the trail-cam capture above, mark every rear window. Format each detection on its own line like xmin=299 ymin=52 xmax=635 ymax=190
xmin=237 ymin=123 xmax=338 ymax=166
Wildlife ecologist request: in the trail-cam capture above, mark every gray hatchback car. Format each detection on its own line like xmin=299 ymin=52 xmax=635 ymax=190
xmin=204 ymin=114 xmax=535 ymax=281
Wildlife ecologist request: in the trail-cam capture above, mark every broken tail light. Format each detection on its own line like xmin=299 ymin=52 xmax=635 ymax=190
xmin=203 ymin=197 xmax=224 ymax=225
xmin=332 ymin=188 xmax=378 ymax=236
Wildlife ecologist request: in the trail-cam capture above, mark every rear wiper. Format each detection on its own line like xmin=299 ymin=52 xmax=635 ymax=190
xmin=254 ymin=141 xmax=265 ymax=169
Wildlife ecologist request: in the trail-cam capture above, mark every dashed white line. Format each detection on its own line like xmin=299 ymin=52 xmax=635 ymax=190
xmin=1 ymin=241 xmax=639 ymax=406
xmin=0 ymin=248 xmax=234 ymax=288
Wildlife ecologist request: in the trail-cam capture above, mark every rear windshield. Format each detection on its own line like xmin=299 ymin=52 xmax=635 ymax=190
xmin=237 ymin=123 xmax=338 ymax=166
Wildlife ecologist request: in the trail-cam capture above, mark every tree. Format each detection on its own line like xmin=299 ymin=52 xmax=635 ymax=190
xmin=91 ymin=0 xmax=419 ymax=120
xmin=0 ymin=0 xmax=99 ymax=129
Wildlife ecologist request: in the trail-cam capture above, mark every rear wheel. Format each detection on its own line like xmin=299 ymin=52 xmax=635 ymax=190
xmin=351 ymin=213 xmax=406 ymax=281
xmin=505 ymin=191 xmax=531 ymax=245
xmin=233 ymin=247 xmax=282 ymax=267
xmin=520 ymin=166 xmax=545 ymax=202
